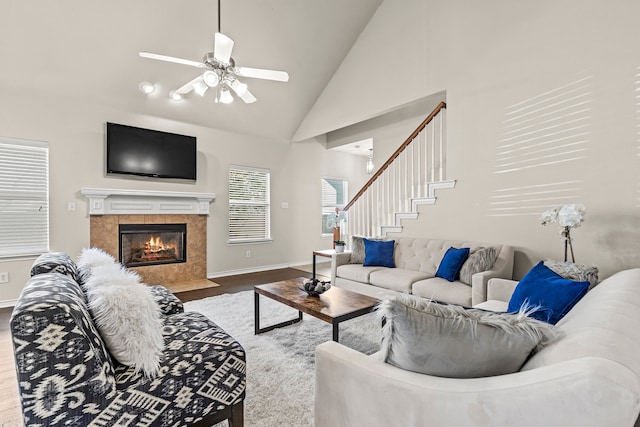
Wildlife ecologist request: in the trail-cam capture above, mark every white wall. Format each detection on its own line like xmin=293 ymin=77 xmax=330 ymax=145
xmin=297 ymin=0 xmax=640 ymax=280
xmin=0 ymin=88 xmax=368 ymax=304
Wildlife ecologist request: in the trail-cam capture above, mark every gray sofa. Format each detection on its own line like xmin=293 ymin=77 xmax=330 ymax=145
xmin=316 ymin=268 xmax=640 ymax=427
xmin=330 ymin=237 xmax=514 ymax=306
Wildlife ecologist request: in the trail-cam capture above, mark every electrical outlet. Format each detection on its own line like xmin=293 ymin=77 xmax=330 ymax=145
xmin=0 ymin=272 xmax=8 ymax=283
xmin=245 ymin=250 xmax=251 ymax=258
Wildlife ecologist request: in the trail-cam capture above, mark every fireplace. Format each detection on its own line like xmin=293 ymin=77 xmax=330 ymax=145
xmin=119 ymin=223 xmax=187 ymax=268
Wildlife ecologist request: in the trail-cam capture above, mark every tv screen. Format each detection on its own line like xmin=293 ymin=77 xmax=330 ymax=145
xmin=106 ymin=122 xmax=197 ymax=180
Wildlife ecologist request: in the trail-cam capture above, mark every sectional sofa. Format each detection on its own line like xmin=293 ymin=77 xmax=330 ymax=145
xmin=316 ymin=267 xmax=640 ymax=427
xmin=330 ymin=237 xmax=515 ymax=306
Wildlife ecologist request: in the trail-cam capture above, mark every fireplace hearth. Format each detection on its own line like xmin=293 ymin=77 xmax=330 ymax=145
xmin=119 ymin=223 xmax=186 ymax=268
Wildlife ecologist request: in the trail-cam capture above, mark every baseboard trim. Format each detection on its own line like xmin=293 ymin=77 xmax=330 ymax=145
xmin=0 ymin=298 xmax=17 ymax=308
xmin=207 ymin=259 xmax=330 ymax=279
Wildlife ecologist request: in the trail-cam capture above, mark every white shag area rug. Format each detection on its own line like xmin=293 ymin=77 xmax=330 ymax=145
xmin=184 ymin=290 xmax=381 ymax=427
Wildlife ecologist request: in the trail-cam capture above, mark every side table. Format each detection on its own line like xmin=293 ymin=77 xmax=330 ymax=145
xmin=312 ymin=249 xmax=335 ymax=279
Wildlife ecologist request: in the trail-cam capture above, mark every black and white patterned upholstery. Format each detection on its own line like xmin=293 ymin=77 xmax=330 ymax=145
xmin=29 ymin=251 xmax=82 ymax=283
xmin=11 ymin=254 xmax=246 ymax=427
xmin=150 ymin=285 xmax=185 ymax=316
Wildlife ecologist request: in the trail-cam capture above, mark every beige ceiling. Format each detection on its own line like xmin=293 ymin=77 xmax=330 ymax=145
xmin=1 ymin=0 xmax=382 ymax=141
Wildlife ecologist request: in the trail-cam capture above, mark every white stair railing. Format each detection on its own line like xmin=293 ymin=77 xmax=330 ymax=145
xmin=344 ymin=102 xmax=454 ymax=238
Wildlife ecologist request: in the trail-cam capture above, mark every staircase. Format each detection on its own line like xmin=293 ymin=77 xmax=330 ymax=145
xmin=344 ymin=102 xmax=455 ymax=237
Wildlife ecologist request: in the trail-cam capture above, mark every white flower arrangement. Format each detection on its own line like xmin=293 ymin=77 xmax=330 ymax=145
xmin=540 ymin=204 xmax=586 ymax=262
xmin=326 ymin=207 xmax=347 ymax=229
xmin=540 ymin=204 xmax=586 ymax=228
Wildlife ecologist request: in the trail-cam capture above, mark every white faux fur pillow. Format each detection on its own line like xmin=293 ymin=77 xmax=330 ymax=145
xmin=84 ymin=263 xmax=164 ymax=377
xmin=76 ymin=247 xmax=116 ymax=284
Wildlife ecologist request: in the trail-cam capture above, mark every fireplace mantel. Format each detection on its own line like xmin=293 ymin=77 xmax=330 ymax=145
xmin=80 ymin=187 xmax=216 ymax=215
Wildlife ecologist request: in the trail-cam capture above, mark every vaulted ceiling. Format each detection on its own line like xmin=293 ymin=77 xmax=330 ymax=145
xmin=1 ymin=0 xmax=382 ymax=141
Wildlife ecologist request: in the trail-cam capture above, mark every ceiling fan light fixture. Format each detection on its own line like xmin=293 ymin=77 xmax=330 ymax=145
xmin=139 ymin=82 xmax=156 ymax=94
xmin=219 ymin=87 xmax=234 ymax=104
xmin=192 ymin=77 xmax=208 ymax=96
xmin=203 ymin=70 xmax=219 ymax=87
xmin=169 ymin=90 xmax=184 ymax=101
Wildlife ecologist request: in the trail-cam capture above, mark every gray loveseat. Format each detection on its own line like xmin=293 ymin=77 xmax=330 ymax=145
xmin=331 ymin=237 xmax=514 ymax=306
xmin=10 ymin=252 xmax=246 ymax=427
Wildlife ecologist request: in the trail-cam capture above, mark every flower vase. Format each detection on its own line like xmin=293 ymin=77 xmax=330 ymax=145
xmin=332 ymin=227 xmax=340 ymax=248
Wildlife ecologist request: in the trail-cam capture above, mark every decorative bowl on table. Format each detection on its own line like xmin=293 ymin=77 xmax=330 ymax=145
xmin=300 ymin=278 xmax=331 ymax=297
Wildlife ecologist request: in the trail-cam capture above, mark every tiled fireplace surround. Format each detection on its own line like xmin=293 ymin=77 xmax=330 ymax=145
xmin=82 ymin=188 xmax=215 ymax=286
xmin=90 ymin=214 xmax=206 ymax=285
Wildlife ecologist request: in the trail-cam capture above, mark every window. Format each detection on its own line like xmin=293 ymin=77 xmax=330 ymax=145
xmin=321 ymin=177 xmax=348 ymax=235
xmin=0 ymin=137 xmax=49 ymax=257
xmin=228 ymin=165 xmax=271 ymax=243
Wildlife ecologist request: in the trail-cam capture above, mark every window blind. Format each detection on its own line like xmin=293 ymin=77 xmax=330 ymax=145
xmin=228 ymin=165 xmax=270 ymax=243
xmin=0 ymin=138 xmax=49 ymax=257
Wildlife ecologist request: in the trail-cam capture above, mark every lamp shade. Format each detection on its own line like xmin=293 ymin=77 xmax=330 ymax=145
xmin=366 ymin=149 xmax=374 ymax=174
xmin=219 ymin=87 xmax=234 ymax=104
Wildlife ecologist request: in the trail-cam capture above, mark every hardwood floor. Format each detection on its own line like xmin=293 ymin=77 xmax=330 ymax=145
xmin=0 ymin=267 xmax=324 ymax=426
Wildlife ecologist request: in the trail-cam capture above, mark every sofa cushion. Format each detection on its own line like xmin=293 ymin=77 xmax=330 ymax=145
xmin=336 ymin=264 xmax=387 ymax=283
xmin=84 ymin=263 xmax=165 ymax=377
xmin=412 ymin=277 xmax=473 ymax=306
xmin=369 ymin=268 xmax=431 ymax=294
xmin=459 ymin=247 xmax=498 ymax=285
xmin=363 ymin=239 xmax=396 ymax=268
xmin=508 ymin=261 xmax=590 ymax=325
xmin=113 ymin=311 xmax=246 ymax=425
xmin=435 ymin=247 xmax=470 ymax=282
xmin=377 ymin=294 xmax=557 ymax=378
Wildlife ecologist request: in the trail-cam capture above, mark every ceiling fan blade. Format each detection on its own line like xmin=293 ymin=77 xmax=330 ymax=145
xmin=139 ymin=51 xmax=206 ymax=68
xmin=214 ymin=32 xmax=234 ymax=64
xmin=234 ymin=66 xmax=289 ymax=82
xmin=174 ymin=76 xmax=201 ymax=95
xmin=229 ymin=79 xmax=257 ymax=104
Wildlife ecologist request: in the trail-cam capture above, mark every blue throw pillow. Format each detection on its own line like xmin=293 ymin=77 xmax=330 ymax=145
xmin=507 ymin=261 xmax=590 ymax=325
xmin=363 ymin=239 xmax=395 ymax=268
xmin=435 ymin=247 xmax=470 ymax=282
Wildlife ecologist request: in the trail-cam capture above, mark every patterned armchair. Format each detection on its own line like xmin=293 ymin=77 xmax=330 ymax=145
xmin=10 ymin=252 xmax=246 ymax=426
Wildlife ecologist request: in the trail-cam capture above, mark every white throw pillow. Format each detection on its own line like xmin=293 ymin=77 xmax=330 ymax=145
xmin=76 ymin=247 xmax=116 ymax=284
xmin=84 ymin=263 xmax=164 ymax=377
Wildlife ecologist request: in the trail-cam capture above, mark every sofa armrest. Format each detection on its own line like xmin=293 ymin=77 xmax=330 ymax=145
xmin=330 ymin=251 xmax=353 ymax=283
xmin=486 ymin=277 xmax=519 ymax=302
xmin=470 ymin=245 xmax=514 ymax=306
xmin=315 ymin=341 xmax=640 ymax=427
xmin=149 ymin=284 xmax=184 ymax=316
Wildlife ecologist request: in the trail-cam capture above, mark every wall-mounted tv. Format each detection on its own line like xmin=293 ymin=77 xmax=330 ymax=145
xmin=106 ymin=122 xmax=197 ymax=181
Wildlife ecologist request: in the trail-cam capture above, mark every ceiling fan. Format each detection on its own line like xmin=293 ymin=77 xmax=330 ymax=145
xmin=139 ymin=0 xmax=289 ymax=104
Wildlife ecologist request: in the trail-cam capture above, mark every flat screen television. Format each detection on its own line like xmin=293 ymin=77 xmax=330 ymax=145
xmin=106 ymin=122 xmax=197 ymax=180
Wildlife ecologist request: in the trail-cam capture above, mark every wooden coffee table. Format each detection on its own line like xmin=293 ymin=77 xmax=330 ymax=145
xmin=254 ymin=277 xmax=380 ymax=342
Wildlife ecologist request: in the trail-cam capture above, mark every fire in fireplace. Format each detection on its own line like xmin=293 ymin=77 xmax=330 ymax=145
xmin=119 ymin=223 xmax=186 ymax=267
